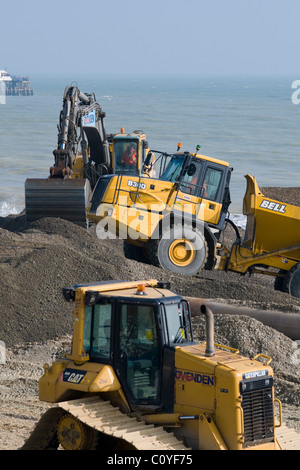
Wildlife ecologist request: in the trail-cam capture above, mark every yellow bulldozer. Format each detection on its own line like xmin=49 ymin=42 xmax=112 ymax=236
xmin=22 ymin=279 xmax=287 ymax=450
xmin=25 ymin=85 xmax=153 ymax=227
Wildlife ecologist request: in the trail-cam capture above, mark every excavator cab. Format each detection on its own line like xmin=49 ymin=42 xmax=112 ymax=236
xmin=111 ymin=129 xmax=153 ymax=177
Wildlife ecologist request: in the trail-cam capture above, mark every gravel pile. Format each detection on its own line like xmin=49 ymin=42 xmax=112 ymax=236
xmin=1 ymin=210 xmax=299 ymax=349
xmin=0 ymin=185 xmax=299 ymax=448
xmin=261 ymin=186 xmax=300 ymax=207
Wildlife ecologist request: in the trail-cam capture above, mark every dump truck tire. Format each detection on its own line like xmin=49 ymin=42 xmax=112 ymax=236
xmin=123 ymin=241 xmax=149 ymax=263
xmin=149 ymin=224 xmax=208 ymax=275
xmin=274 ymin=269 xmax=289 ymax=293
xmin=284 ymin=263 xmax=300 ymax=299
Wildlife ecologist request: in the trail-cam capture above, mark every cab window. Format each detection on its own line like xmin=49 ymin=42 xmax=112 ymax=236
xmin=83 ymin=303 xmax=112 ymax=360
xmin=163 ymin=302 xmax=192 ymax=344
xmin=202 ymin=167 xmax=223 ymax=201
xmin=119 ymin=303 xmax=160 ymax=401
xmin=160 ymin=155 xmax=183 ymax=182
xmin=180 ymin=160 xmax=203 ymax=196
xmin=114 ymin=140 xmax=139 ymax=175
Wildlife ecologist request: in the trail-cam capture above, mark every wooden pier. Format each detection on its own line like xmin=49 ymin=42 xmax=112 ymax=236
xmin=5 ymin=77 xmax=33 ymax=96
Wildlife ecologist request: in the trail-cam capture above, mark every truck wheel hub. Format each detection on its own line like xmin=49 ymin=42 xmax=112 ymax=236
xmin=169 ymin=239 xmax=195 ymax=266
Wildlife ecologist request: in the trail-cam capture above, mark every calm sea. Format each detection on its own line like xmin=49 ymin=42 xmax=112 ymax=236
xmin=0 ymin=76 xmax=299 ymax=219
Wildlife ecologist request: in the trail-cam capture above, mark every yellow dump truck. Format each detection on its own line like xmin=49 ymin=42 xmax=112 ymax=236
xmin=22 ymin=279 xmax=286 ymax=450
xmin=218 ymin=175 xmax=300 ymax=298
xmin=87 ymin=149 xmax=232 ymax=274
xmin=87 ymin=147 xmax=300 ymax=298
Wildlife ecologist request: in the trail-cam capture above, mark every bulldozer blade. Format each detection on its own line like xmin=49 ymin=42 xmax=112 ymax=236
xmin=25 ymin=178 xmax=91 ymax=227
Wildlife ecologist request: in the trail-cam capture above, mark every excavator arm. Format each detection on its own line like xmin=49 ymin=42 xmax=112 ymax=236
xmin=25 ymin=84 xmax=153 ymax=228
xmin=51 ymin=85 xmax=111 ymax=183
xmin=25 ymin=86 xmax=112 ymax=227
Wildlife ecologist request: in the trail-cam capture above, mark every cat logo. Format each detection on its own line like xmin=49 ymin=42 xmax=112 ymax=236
xmin=63 ymin=368 xmax=87 ymax=384
xmin=243 ymin=370 xmax=268 ymax=380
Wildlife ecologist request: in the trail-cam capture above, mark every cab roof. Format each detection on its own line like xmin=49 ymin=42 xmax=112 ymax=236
xmin=191 ymin=152 xmax=229 ymax=167
xmin=63 ymin=279 xmax=177 ymax=302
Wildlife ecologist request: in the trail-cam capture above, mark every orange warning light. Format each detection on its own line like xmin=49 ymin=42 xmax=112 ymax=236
xmin=136 ymin=284 xmax=146 ymax=295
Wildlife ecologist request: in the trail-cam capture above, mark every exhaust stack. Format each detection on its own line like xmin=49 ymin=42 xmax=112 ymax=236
xmin=200 ymin=304 xmax=215 ymax=356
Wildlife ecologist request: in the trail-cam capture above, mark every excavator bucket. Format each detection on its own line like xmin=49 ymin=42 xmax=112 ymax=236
xmin=25 ymin=178 xmax=91 ymax=227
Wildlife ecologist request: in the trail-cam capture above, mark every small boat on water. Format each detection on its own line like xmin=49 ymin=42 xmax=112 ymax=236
xmin=0 ymin=70 xmax=13 ymax=81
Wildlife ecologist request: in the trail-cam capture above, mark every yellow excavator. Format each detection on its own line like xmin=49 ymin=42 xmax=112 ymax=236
xmin=25 ymin=85 xmax=152 ymax=227
xmin=22 ymin=279 xmax=287 ymax=450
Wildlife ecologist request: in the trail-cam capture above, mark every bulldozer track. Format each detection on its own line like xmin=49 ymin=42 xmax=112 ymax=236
xmin=21 ymin=396 xmax=300 ymax=450
xmin=21 ymin=396 xmax=189 ymax=450
xmin=58 ymin=396 xmax=189 ymax=450
xmin=276 ymin=424 xmax=300 ymax=450
xmin=21 ymin=406 xmax=64 ymax=450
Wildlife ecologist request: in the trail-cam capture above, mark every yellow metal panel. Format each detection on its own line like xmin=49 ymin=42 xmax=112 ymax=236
xmin=89 ymin=365 xmax=121 ymax=392
xmin=78 ymin=279 xmax=159 ymax=294
xmin=243 ymin=174 xmax=300 ymax=257
xmin=68 ymin=288 xmax=89 ymax=363
xmin=194 ymin=152 xmax=229 ymax=167
xmin=39 ymin=360 xmax=111 ymax=403
xmin=197 ymin=414 xmax=228 ymax=450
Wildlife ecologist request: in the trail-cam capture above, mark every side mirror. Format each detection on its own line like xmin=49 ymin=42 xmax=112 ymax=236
xmin=187 ymin=163 xmax=196 ymax=177
xmin=144 ymin=152 xmax=152 ymax=167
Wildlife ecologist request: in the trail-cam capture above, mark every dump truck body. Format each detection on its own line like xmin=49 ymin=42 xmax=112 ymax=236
xmin=218 ymin=175 xmax=300 ymax=297
xmin=242 ymin=174 xmax=300 ymax=259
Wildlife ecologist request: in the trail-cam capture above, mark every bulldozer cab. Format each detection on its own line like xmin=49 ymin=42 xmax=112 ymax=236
xmin=70 ymin=281 xmax=193 ymax=408
xmin=112 ymin=130 xmax=150 ymax=177
xmin=34 ymin=279 xmax=288 ymax=451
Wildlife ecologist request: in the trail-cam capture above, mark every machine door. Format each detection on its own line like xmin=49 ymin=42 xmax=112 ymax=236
xmin=83 ymin=302 xmax=113 ymax=362
xmin=114 ymin=302 xmax=161 ymax=405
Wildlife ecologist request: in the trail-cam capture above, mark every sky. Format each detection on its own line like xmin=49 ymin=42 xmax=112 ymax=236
xmin=1 ymin=0 xmax=299 ymax=79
